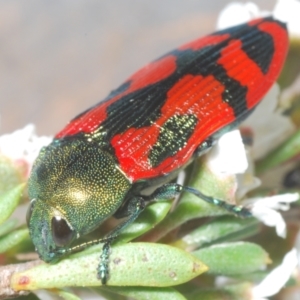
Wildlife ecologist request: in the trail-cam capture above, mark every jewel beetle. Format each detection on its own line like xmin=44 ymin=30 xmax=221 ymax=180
xmin=27 ymin=17 xmax=289 ymax=284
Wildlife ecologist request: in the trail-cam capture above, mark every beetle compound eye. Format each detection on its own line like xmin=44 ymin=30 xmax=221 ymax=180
xmin=26 ymin=199 xmax=36 ymax=226
xmin=51 ymin=216 xmax=74 ymax=247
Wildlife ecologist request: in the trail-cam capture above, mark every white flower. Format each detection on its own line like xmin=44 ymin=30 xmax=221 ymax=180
xmin=274 ymin=0 xmax=300 ymax=38
xmin=207 ymin=132 xmax=299 ymax=237
xmin=217 ymin=0 xmax=300 ymax=39
xmin=217 ymin=2 xmax=269 ymax=30
xmin=207 ymin=129 xmax=248 ymax=175
xmin=252 ymin=248 xmax=298 ymax=299
xmin=236 ymin=139 xmax=261 ymax=200
xmin=0 ymin=124 xmax=52 ymax=176
xmin=249 ymin=193 xmax=299 ymax=238
xmin=205 ymin=129 xmax=261 ymax=202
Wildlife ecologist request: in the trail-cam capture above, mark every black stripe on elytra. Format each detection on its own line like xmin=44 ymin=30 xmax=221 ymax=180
xmin=149 ymin=114 xmax=198 ymax=167
xmin=101 ymin=40 xmax=247 ymax=141
xmin=95 ymin=47 xmax=248 ymax=145
xmin=174 ymin=46 xmax=248 ymax=117
xmin=240 ymin=27 xmax=274 ymax=74
xmin=70 ymin=81 xmax=131 ymax=122
xmin=213 ymin=18 xmax=275 ymax=74
xmin=73 ymin=20 xmax=277 ymax=162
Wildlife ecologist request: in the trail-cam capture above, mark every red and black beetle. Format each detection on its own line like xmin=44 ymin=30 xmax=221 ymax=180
xmin=26 ymin=17 xmax=289 ymax=284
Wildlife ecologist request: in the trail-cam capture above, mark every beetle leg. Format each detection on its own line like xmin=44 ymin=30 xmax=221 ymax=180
xmin=144 ymin=183 xmax=252 ymax=218
xmin=99 ymin=181 xmax=251 ymax=283
xmin=182 ymin=185 xmax=252 ymax=218
xmin=98 ymin=196 xmax=146 ymax=284
xmin=194 ymin=137 xmax=215 ymax=157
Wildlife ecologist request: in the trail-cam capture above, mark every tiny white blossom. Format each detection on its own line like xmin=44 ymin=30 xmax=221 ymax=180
xmin=207 ymin=130 xmax=248 ymax=175
xmin=236 ymin=142 xmax=261 ymax=199
xmin=217 ymin=2 xmax=269 ymax=30
xmin=249 ymin=193 xmax=299 ymax=238
xmin=252 ymin=248 xmax=298 ymax=299
xmin=218 ymin=0 xmax=300 ymax=38
xmin=274 ymin=0 xmax=300 ymax=38
xmin=206 ymin=130 xmax=262 ymax=201
xmin=0 ymin=124 xmax=52 ymax=176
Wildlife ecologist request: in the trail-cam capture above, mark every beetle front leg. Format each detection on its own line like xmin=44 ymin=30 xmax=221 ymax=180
xmin=98 ymin=196 xmax=145 ymax=284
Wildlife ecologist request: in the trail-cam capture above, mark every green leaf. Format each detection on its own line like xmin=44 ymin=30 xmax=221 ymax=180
xmin=11 ymin=243 xmax=207 ymax=290
xmin=173 ymin=216 xmax=259 ymax=251
xmin=56 ymin=290 xmax=82 ymax=300
xmin=117 ymin=201 xmax=172 ymax=244
xmin=93 ymin=287 xmax=126 ymax=300
xmin=0 ymin=183 xmax=25 ymax=225
xmin=0 ymin=219 xmax=18 ymax=237
xmin=186 ymin=282 xmax=253 ymax=300
xmin=193 ymin=242 xmax=270 ymax=276
xmin=100 ymin=286 xmax=187 ymax=300
xmin=0 ymin=156 xmax=23 ymax=196
xmin=256 ymin=130 xmax=300 ymax=174
xmin=0 ymin=228 xmax=29 ymax=253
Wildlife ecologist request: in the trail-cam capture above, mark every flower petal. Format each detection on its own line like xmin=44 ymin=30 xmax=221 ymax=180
xmin=274 ymin=0 xmax=300 ymax=38
xmin=207 ymin=130 xmax=248 ymax=175
xmin=0 ymin=124 xmax=51 ymax=176
xmin=217 ymin=2 xmax=268 ymax=30
xmin=252 ymin=248 xmax=298 ymax=298
xmin=250 ymin=193 xmax=299 ymax=238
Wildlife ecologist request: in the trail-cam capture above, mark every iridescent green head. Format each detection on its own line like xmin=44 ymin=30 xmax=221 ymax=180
xmin=27 ymin=138 xmax=131 ymax=262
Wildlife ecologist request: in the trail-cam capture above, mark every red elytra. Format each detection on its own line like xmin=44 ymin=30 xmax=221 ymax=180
xmin=56 ymin=17 xmax=288 ymax=182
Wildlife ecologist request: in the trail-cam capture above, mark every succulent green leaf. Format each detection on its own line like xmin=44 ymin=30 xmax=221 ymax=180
xmin=0 ymin=219 xmax=18 ymax=237
xmin=193 ymin=242 xmax=270 ymax=276
xmin=0 ymin=183 xmax=25 ymax=225
xmin=11 ymin=243 xmax=207 ymax=290
xmin=0 ymin=156 xmax=24 ymax=196
xmin=56 ymin=290 xmax=82 ymax=300
xmin=0 ymin=228 xmax=29 ymax=254
xmin=117 ymin=201 xmax=172 ymax=244
xmin=186 ymin=282 xmax=253 ymax=300
xmin=256 ymin=130 xmax=300 ymax=174
xmin=173 ymin=216 xmax=259 ymax=251
xmin=101 ymin=286 xmax=187 ymax=300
